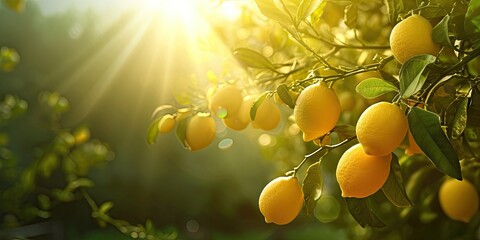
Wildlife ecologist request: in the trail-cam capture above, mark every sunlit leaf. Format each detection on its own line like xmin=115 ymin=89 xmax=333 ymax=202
xmin=399 ymin=54 xmax=436 ymax=98
xmin=175 ymin=116 xmax=190 ymax=150
xmin=233 ymin=48 xmax=276 ymax=71
xmin=384 ymin=0 xmax=404 ymax=23
xmin=276 ymin=84 xmax=295 ymax=108
xmin=146 ymin=117 xmax=161 ymax=145
xmin=355 ymin=77 xmax=398 ymax=99
xmin=344 ymin=4 xmax=357 ymax=29
xmin=467 ymin=85 xmax=480 ymax=127
xmin=2 ymin=0 xmax=25 ymax=13
xmin=302 ymin=161 xmax=322 ymax=215
xmin=331 ymin=124 xmax=356 ymax=140
xmin=432 ymin=15 xmax=452 ymax=46
xmin=250 ymin=92 xmax=268 ymax=121
xmin=450 ymin=97 xmax=468 ymax=139
xmin=465 ymin=0 xmax=480 ymax=44
xmin=381 ymin=154 xmax=413 ymax=207
xmin=254 ymin=0 xmax=291 ymax=25
xmin=151 ymin=104 xmax=175 ymax=119
xmin=99 ymin=201 xmax=114 ymax=215
xmin=345 ymin=198 xmax=386 ymax=228
xmin=297 ymin=0 xmax=325 ymax=24
xmin=408 ymin=107 xmax=462 ymax=180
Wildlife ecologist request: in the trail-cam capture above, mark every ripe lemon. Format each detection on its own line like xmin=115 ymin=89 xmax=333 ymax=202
xmin=158 ymin=114 xmax=176 ymax=133
xmin=208 ymin=85 xmax=243 ymax=119
xmin=356 ymin=102 xmax=408 ymax=156
xmin=222 ymin=115 xmax=248 ymax=131
xmin=252 ymin=97 xmax=281 ymax=131
xmin=238 ymin=96 xmax=255 ymax=124
xmin=439 ymin=178 xmax=479 ymax=223
xmin=336 ymin=143 xmax=392 ymax=198
xmin=258 ymin=176 xmax=304 ymax=225
xmin=405 ymin=130 xmax=423 ymax=156
xmin=294 ymin=82 xmax=341 ymax=141
xmin=390 ymin=15 xmax=440 ymax=64
xmin=185 ymin=113 xmax=216 ymax=151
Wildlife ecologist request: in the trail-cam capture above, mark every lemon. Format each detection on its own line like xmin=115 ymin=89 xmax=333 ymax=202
xmin=390 ymin=15 xmax=440 ymax=64
xmin=258 ymin=176 xmax=304 ymax=225
xmin=238 ymin=96 xmax=255 ymax=124
xmin=336 ymin=143 xmax=392 ymax=198
xmin=405 ymin=130 xmax=423 ymax=156
xmin=158 ymin=114 xmax=176 ymax=133
xmin=185 ymin=113 xmax=216 ymax=151
xmin=222 ymin=115 xmax=248 ymax=131
xmin=294 ymin=82 xmax=341 ymax=141
xmin=208 ymin=85 xmax=243 ymax=119
xmin=252 ymin=97 xmax=281 ymax=131
xmin=356 ymin=102 xmax=408 ymax=156
xmin=439 ymin=178 xmax=479 ymax=223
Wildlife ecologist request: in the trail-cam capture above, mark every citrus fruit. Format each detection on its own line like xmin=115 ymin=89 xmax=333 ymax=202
xmin=222 ymin=115 xmax=248 ymax=131
xmin=336 ymin=143 xmax=392 ymax=198
xmin=208 ymin=85 xmax=243 ymax=119
xmin=405 ymin=130 xmax=423 ymax=156
xmin=252 ymin=97 xmax=281 ymax=131
xmin=390 ymin=15 xmax=440 ymax=64
xmin=439 ymin=178 xmax=479 ymax=223
xmin=258 ymin=176 xmax=304 ymax=225
xmin=356 ymin=102 xmax=408 ymax=156
xmin=238 ymin=96 xmax=255 ymax=124
xmin=158 ymin=114 xmax=176 ymax=133
xmin=294 ymin=82 xmax=341 ymax=141
xmin=185 ymin=113 xmax=216 ymax=151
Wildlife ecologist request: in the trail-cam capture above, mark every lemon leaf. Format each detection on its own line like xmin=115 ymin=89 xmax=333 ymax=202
xmin=384 ymin=0 xmax=404 ymax=23
xmin=399 ymin=54 xmax=436 ymax=98
xmin=250 ymin=92 xmax=268 ymax=121
xmin=297 ymin=0 xmax=325 ymax=24
xmin=99 ymin=201 xmax=114 ymax=215
xmin=405 ymin=165 xmax=442 ymax=202
xmin=65 ymin=178 xmax=94 ymax=192
xmin=432 ymin=15 xmax=452 ymax=47
xmin=381 ymin=153 xmax=413 ymax=207
xmin=276 ymin=84 xmax=295 ymax=108
xmin=449 ymin=97 xmax=468 ymax=139
xmin=146 ymin=117 xmax=161 ymax=145
xmin=345 ymin=198 xmax=386 ymax=228
xmin=355 ymin=77 xmax=398 ymax=99
xmin=465 ymin=0 xmax=480 ymax=44
xmin=233 ymin=48 xmax=276 ymax=71
xmin=331 ymin=124 xmax=356 ymax=140
xmin=175 ymin=116 xmax=190 ymax=150
xmin=302 ymin=161 xmax=323 ymax=216
xmin=344 ymin=4 xmax=358 ymax=29
xmin=254 ymin=0 xmax=291 ymax=25
xmin=150 ymin=104 xmax=175 ymax=119
xmin=467 ymin=85 xmax=480 ymax=127
xmin=407 ymin=107 xmax=462 ymax=180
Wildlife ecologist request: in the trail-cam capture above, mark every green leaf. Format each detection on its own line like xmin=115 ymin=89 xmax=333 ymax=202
xmin=99 ymin=201 xmax=114 ymax=215
xmin=450 ymin=97 xmax=468 ymax=139
xmin=66 ymin=177 xmax=94 ymax=192
xmin=399 ymin=54 xmax=436 ymax=98
xmin=2 ymin=0 xmax=25 ymax=12
xmin=331 ymin=124 xmax=356 ymax=140
xmin=233 ymin=48 xmax=276 ymax=71
xmin=297 ymin=0 xmax=325 ymax=24
xmin=302 ymin=162 xmax=323 ymax=216
xmin=432 ymin=15 xmax=452 ymax=46
xmin=175 ymin=116 xmax=190 ymax=150
xmin=345 ymin=198 xmax=386 ymax=228
xmin=344 ymin=4 xmax=358 ymax=29
xmin=465 ymin=0 xmax=480 ymax=42
xmin=254 ymin=0 xmax=291 ymax=25
xmin=276 ymin=84 xmax=295 ymax=108
xmin=38 ymin=153 xmax=59 ymax=178
xmin=467 ymin=85 xmax=480 ymax=127
xmin=408 ymin=107 xmax=462 ymax=180
xmin=250 ymin=92 xmax=269 ymax=121
xmin=384 ymin=0 xmax=404 ymax=23
xmin=381 ymin=153 xmax=413 ymax=207
xmin=355 ymin=77 xmax=399 ymax=99
xmin=146 ymin=117 xmax=161 ymax=145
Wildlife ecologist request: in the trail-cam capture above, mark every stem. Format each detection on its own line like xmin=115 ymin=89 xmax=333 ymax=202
xmin=81 ymin=189 xmax=98 ymax=211
xmin=443 ymin=46 xmax=480 ymax=75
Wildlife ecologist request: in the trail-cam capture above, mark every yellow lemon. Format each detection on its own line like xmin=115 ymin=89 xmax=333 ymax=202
xmin=157 ymin=114 xmax=176 ymax=133
xmin=222 ymin=115 xmax=248 ymax=131
xmin=238 ymin=96 xmax=255 ymax=124
xmin=439 ymin=178 xmax=479 ymax=223
xmin=390 ymin=15 xmax=440 ymax=64
xmin=356 ymin=102 xmax=408 ymax=156
xmin=185 ymin=113 xmax=216 ymax=151
xmin=258 ymin=176 xmax=304 ymax=225
xmin=336 ymin=143 xmax=392 ymax=198
xmin=208 ymin=85 xmax=243 ymax=119
xmin=252 ymin=97 xmax=281 ymax=131
xmin=294 ymin=82 xmax=340 ymax=141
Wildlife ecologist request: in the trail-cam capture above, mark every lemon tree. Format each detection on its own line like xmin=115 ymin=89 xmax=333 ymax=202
xmin=146 ymin=0 xmax=480 ymax=235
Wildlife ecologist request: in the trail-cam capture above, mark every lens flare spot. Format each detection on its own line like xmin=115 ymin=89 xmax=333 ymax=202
xmin=218 ymin=138 xmax=233 ymax=150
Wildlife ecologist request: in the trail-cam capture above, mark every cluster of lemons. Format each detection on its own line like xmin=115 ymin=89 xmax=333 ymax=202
xmin=258 ymin=14 xmax=479 ymax=225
